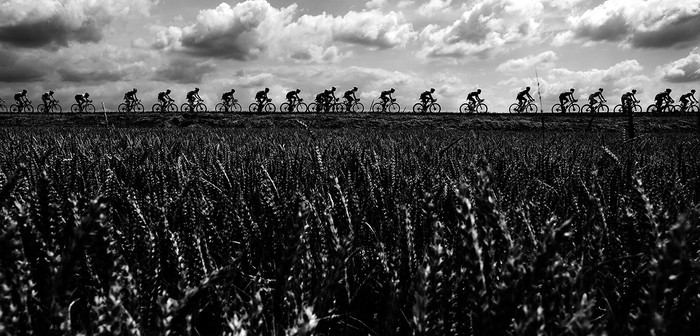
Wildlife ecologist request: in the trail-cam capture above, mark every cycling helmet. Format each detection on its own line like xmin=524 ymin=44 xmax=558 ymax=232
xmin=353 ymin=87 xmax=358 ymax=91
xmin=570 ymin=88 xmax=575 ymax=92
xmin=231 ymin=89 xmax=236 ymax=93
xmin=265 ymin=87 xmax=270 ymax=92
xmin=665 ymin=88 xmax=672 ymax=92
xmin=430 ymin=88 xmax=435 ymax=93
xmin=166 ymin=89 xmax=171 ymax=93
xmin=390 ymin=88 xmax=395 ymax=92
xmin=331 ymin=87 xmax=336 ymax=91
xmin=22 ymin=89 xmax=27 ymax=94
xmin=296 ymin=89 xmax=301 ymax=93
xmin=133 ymin=88 xmax=137 ymax=92
xmin=195 ymin=87 xmax=200 ymax=92
xmin=84 ymin=93 xmax=90 ymax=97
xmin=49 ymin=90 xmax=54 ymax=94
xmin=632 ymin=89 xmax=637 ymax=93
xmin=525 ymin=86 xmax=530 ymax=90
xmin=692 ymin=89 xmax=696 ymax=93
xmin=599 ymin=88 xmax=604 ymax=91
xmin=477 ymin=89 xmax=482 ymax=93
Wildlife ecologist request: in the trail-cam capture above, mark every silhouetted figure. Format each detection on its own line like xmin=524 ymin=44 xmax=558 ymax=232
xmin=558 ymin=88 xmax=576 ymax=113
xmin=654 ymin=89 xmax=673 ymax=114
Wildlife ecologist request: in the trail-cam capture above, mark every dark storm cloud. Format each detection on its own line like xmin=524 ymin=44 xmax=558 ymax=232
xmin=630 ymin=16 xmax=700 ymax=49
xmin=0 ymin=19 xmax=102 ymax=49
xmin=0 ymin=50 xmax=44 ymax=82
xmin=153 ymin=58 xmax=217 ymax=84
xmin=57 ymin=68 xmax=126 ymax=83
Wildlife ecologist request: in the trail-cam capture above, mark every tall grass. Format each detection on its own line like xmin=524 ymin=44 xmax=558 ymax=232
xmin=1 ymin=128 xmax=698 ymax=335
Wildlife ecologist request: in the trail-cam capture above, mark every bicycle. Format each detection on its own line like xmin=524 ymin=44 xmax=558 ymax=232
xmin=646 ymin=100 xmax=676 ymax=114
xmin=249 ymin=99 xmax=276 ymax=113
xmin=343 ymin=99 xmax=365 ymax=113
xmin=280 ymin=98 xmax=308 ymax=113
xmin=215 ymin=99 xmax=242 ymax=113
xmin=71 ymin=100 xmax=96 ymax=113
xmin=581 ymin=100 xmax=610 ymax=113
xmin=552 ymin=99 xmax=580 ymax=113
xmin=10 ymin=100 xmax=34 ymax=113
xmin=152 ymin=100 xmax=178 ymax=113
xmin=679 ymin=101 xmax=699 ymax=113
xmin=413 ymin=99 xmax=441 ymax=113
xmin=118 ymin=99 xmax=145 ymax=113
xmin=37 ymin=100 xmax=62 ymax=113
xmin=459 ymin=99 xmax=488 ymax=113
xmin=0 ymin=98 xmax=6 ymax=113
xmin=613 ymin=101 xmax=642 ymax=113
xmin=371 ymin=98 xmax=400 ymax=113
xmin=509 ymin=99 xmax=537 ymax=113
xmin=181 ymin=98 xmax=208 ymax=113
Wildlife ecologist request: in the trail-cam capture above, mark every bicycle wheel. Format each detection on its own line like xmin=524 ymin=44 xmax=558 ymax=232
xmin=598 ymin=104 xmax=610 ymax=113
xmin=613 ymin=104 xmax=623 ymax=113
xmin=351 ymin=102 xmax=364 ymax=113
xmin=371 ymin=102 xmax=384 ymax=113
xmin=10 ymin=104 xmax=19 ymax=113
xmin=581 ymin=104 xmax=592 ymax=113
xmin=477 ymin=104 xmax=488 ymax=114
xmin=166 ymin=103 xmax=178 ymax=113
xmin=689 ymin=105 xmax=700 ymax=113
xmin=25 ymin=105 xmax=34 ymax=113
xmin=646 ymin=105 xmax=657 ymax=113
xmin=0 ymin=105 xmax=7 ymax=113
xmin=459 ymin=103 xmax=470 ymax=113
xmin=332 ymin=103 xmax=345 ymax=113
xmin=632 ymin=105 xmax=642 ymax=113
xmin=152 ymin=104 xmax=163 ymax=113
xmin=552 ymin=104 xmax=562 ymax=113
xmin=249 ymin=103 xmax=259 ymax=113
xmin=264 ymin=103 xmax=276 ymax=113
xmin=118 ymin=103 xmax=129 ymax=113
xmin=85 ymin=104 xmax=96 ymax=113
xmin=181 ymin=103 xmax=192 ymax=113
xmin=430 ymin=103 xmax=441 ymax=113
xmin=195 ymin=103 xmax=207 ymax=112
xmin=280 ymin=103 xmax=291 ymax=113
xmin=569 ymin=104 xmax=580 ymax=113
xmin=412 ymin=103 xmax=424 ymax=113
xmin=296 ymin=102 xmax=308 ymax=113
xmin=508 ymin=103 xmax=519 ymax=113
xmin=527 ymin=104 xmax=538 ymax=113
xmin=389 ymin=103 xmax=401 ymax=113
xmin=71 ymin=104 xmax=82 ymax=113
xmin=37 ymin=104 xmax=46 ymax=113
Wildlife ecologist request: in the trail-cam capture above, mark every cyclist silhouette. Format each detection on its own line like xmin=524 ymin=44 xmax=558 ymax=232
xmin=680 ymin=89 xmax=698 ymax=111
xmin=324 ymin=87 xmax=337 ymax=111
xmin=516 ymin=87 xmax=533 ymax=111
xmin=75 ymin=92 xmax=90 ymax=106
xmin=420 ymin=88 xmax=436 ymax=108
xmin=467 ymin=89 xmax=482 ymax=107
xmin=654 ymin=89 xmax=673 ymax=113
xmin=222 ymin=89 xmax=236 ymax=105
xmin=256 ymin=88 xmax=270 ymax=110
xmin=621 ymin=89 xmax=638 ymax=114
xmin=187 ymin=88 xmax=202 ymax=108
xmin=589 ymin=88 xmax=605 ymax=108
xmin=558 ymin=88 xmax=576 ymax=113
xmin=380 ymin=88 xmax=395 ymax=110
xmin=41 ymin=91 xmax=56 ymax=110
xmin=344 ymin=87 xmax=359 ymax=111
xmin=124 ymin=88 xmax=138 ymax=105
xmin=158 ymin=89 xmax=174 ymax=106
xmin=286 ymin=89 xmax=301 ymax=109
xmin=14 ymin=90 xmax=28 ymax=110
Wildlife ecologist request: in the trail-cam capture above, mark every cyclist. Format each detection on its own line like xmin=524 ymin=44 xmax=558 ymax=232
xmin=74 ymin=92 xmax=90 ymax=112
xmin=344 ymin=87 xmax=359 ymax=111
xmin=158 ymin=89 xmax=174 ymax=108
xmin=41 ymin=90 xmax=56 ymax=112
xmin=558 ymin=88 xmax=576 ymax=113
xmin=222 ymin=89 xmax=236 ymax=106
xmin=380 ymin=88 xmax=395 ymax=111
xmin=420 ymin=88 xmax=436 ymax=109
xmin=653 ymin=89 xmax=673 ymax=113
xmin=679 ymin=89 xmax=697 ymax=112
xmin=621 ymin=89 xmax=638 ymax=114
xmin=186 ymin=88 xmax=202 ymax=109
xmin=323 ymin=87 xmax=337 ymax=111
xmin=124 ymin=88 xmax=138 ymax=108
xmin=14 ymin=90 xmax=29 ymax=111
xmin=255 ymin=88 xmax=270 ymax=110
xmin=285 ymin=89 xmax=301 ymax=111
xmin=588 ymin=88 xmax=606 ymax=110
xmin=467 ymin=89 xmax=483 ymax=109
xmin=516 ymin=87 xmax=533 ymax=112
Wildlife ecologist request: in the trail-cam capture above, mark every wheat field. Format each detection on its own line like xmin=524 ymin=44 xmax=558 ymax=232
xmin=1 ymin=128 xmax=699 ymax=335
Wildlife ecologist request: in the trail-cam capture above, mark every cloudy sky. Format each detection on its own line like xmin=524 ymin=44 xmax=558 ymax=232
xmin=1 ymin=0 xmax=699 ymax=111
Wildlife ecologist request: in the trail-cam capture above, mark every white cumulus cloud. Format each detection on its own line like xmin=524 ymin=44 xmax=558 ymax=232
xmin=658 ymin=48 xmax=700 ymax=83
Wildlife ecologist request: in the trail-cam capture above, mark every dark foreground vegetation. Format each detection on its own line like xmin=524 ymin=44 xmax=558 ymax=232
xmin=1 ymin=128 xmax=699 ymax=335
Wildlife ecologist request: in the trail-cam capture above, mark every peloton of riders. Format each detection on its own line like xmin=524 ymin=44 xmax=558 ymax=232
xmin=2 ymin=86 xmax=698 ymax=113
